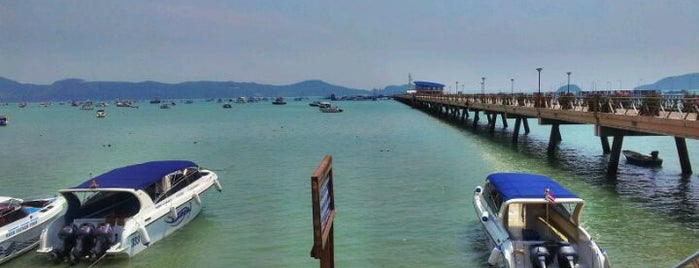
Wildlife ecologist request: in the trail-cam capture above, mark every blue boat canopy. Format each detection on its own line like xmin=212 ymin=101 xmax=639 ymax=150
xmin=72 ymin=160 xmax=197 ymax=190
xmin=486 ymin=173 xmax=579 ymax=202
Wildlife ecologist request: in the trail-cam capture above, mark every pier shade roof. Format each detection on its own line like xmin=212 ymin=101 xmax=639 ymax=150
xmin=72 ymin=160 xmax=197 ymax=190
xmin=414 ymin=81 xmax=445 ymax=88
xmin=486 ymin=173 xmax=579 ymax=202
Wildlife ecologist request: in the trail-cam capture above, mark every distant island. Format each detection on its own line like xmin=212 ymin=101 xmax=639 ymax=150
xmin=0 ymin=77 xmax=410 ymax=102
xmin=1 ymin=72 xmax=697 ymax=102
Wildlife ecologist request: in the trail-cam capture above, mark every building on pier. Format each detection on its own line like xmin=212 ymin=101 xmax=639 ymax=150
xmin=412 ymin=81 xmax=445 ymax=95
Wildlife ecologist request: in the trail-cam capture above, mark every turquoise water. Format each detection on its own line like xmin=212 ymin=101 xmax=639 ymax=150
xmin=1 ymin=100 xmax=697 ymax=267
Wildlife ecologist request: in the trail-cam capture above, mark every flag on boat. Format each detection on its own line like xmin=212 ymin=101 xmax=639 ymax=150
xmin=545 ymin=188 xmax=555 ymax=204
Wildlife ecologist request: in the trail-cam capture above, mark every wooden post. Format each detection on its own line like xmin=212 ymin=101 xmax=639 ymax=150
xmin=310 ymin=155 xmax=335 ymax=268
xmin=500 ymin=113 xmax=508 ymax=128
xmin=513 ymin=117 xmax=522 ymax=142
xmin=547 ymin=123 xmax=561 ymax=154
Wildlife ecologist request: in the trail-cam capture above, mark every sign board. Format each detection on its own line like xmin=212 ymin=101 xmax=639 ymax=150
xmin=310 ymin=155 xmax=335 ymax=265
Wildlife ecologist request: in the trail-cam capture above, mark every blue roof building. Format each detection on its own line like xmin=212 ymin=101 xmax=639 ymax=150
xmin=413 ymin=81 xmax=445 ymax=94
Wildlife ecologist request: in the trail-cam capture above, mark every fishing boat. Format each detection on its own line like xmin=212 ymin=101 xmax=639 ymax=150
xmin=318 ymin=102 xmax=343 ymax=113
xmin=0 ymin=196 xmax=65 ymax=264
xmin=473 ymin=173 xmax=610 ymax=268
xmin=622 ymin=150 xmax=662 ymax=167
xmin=37 ymin=160 xmax=222 ymax=264
xmin=272 ymin=97 xmax=286 ymax=105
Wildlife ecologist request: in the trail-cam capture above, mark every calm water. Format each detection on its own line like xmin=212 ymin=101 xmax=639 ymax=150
xmin=1 ymin=99 xmax=697 ymax=267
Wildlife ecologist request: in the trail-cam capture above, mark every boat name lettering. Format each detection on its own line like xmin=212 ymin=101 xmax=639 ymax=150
xmin=4 ymin=218 xmax=38 ymax=238
xmin=164 ymin=202 xmax=191 ymax=226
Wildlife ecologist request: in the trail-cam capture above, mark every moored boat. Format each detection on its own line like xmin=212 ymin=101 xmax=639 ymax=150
xmin=96 ymin=110 xmax=106 ymax=118
xmin=0 ymin=115 xmax=7 ymax=126
xmin=0 ymin=196 xmax=65 ymax=264
xmin=318 ymin=102 xmax=343 ymax=113
xmin=272 ymin=97 xmax=286 ymax=105
xmin=622 ymin=150 xmax=662 ymax=167
xmin=222 ymin=103 xmax=232 ymax=109
xmin=473 ymin=172 xmax=610 ymax=268
xmin=37 ymin=160 xmax=222 ymax=264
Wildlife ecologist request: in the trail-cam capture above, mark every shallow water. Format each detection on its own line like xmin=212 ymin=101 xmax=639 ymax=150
xmin=0 ymin=100 xmax=697 ymax=267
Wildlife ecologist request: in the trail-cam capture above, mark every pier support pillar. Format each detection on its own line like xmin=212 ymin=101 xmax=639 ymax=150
xmin=473 ymin=110 xmax=480 ymax=128
xmin=547 ymin=123 xmax=562 ymax=154
xmin=500 ymin=113 xmax=508 ymax=129
xmin=522 ymin=118 xmax=530 ymax=134
xmin=600 ymin=136 xmax=611 ymax=154
xmin=513 ymin=117 xmax=522 ymax=142
xmin=675 ymin=137 xmax=693 ymax=174
xmin=607 ymin=135 xmax=624 ymax=176
xmin=488 ymin=113 xmax=497 ymax=133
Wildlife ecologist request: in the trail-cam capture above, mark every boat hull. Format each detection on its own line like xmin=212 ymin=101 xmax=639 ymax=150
xmin=0 ymin=197 xmax=65 ymax=264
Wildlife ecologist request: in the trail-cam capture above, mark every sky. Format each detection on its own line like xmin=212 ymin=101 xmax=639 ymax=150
xmin=1 ymin=1 xmax=698 ymax=92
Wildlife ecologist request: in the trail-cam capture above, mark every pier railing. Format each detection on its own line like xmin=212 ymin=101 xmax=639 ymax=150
xmin=410 ymin=93 xmax=699 ymax=121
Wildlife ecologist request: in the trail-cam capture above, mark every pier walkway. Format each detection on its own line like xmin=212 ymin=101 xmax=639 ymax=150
xmin=394 ymin=93 xmax=699 ymax=176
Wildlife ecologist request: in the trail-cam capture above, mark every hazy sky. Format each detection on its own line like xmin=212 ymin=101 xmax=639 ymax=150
xmin=1 ymin=1 xmax=698 ymax=92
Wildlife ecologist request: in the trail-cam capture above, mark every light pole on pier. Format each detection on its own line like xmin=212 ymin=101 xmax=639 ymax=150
xmin=481 ymin=77 xmax=485 ymax=95
xmin=455 ymin=81 xmax=458 ymax=94
xmin=511 ymin=78 xmax=514 ymax=95
xmin=566 ymin=72 xmax=571 ymax=94
xmin=536 ymin=68 xmax=542 ymax=95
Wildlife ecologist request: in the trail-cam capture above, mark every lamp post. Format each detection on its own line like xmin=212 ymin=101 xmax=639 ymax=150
xmin=455 ymin=81 xmax=458 ymax=95
xmin=566 ymin=72 xmax=571 ymax=94
xmin=536 ymin=68 xmax=542 ymax=95
xmin=510 ymin=78 xmax=514 ymax=95
xmin=481 ymin=77 xmax=485 ymax=95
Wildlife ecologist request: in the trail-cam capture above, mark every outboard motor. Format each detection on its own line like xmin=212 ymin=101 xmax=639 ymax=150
xmin=50 ymin=224 xmax=78 ymax=264
xmin=70 ymin=223 xmax=96 ymax=265
xmin=557 ymin=243 xmax=579 ymax=268
xmin=530 ymin=245 xmax=552 ymax=268
xmin=92 ymin=223 xmax=115 ymax=258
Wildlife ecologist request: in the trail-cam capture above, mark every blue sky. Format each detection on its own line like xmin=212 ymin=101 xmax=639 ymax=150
xmin=1 ymin=1 xmax=697 ymax=92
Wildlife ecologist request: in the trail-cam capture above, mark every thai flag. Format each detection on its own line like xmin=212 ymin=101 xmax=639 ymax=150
xmin=545 ymin=188 xmax=555 ymax=204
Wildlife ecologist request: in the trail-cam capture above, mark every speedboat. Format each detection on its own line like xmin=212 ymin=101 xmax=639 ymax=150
xmin=318 ymin=102 xmax=343 ymax=113
xmin=622 ymin=150 xmax=662 ymax=167
xmin=473 ymin=173 xmax=610 ymax=268
xmin=0 ymin=196 xmax=65 ymax=264
xmin=96 ymin=110 xmax=106 ymax=118
xmin=272 ymin=97 xmax=286 ymax=105
xmin=37 ymin=160 xmax=222 ymax=264
xmin=0 ymin=115 xmax=7 ymax=126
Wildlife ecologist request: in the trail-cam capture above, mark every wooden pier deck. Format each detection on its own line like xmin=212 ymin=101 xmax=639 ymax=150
xmin=394 ymin=93 xmax=699 ymax=176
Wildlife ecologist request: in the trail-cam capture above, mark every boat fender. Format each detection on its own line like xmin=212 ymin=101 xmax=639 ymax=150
xmin=214 ymin=178 xmax=223 ymax=192
xmin=475 ymin=186 xmax=482 ymax=194
xmin=170 ymin=206 xmax=177 ymax=218
xmin=137 ymin=225 xmax=151 ymax=246
xmin=192 ymin=192 xmax=202 ymax=205
xmin=487 ymin=246 xmax=501 ymax=266
xmin=481 ymin=211 xmax=489 ymax=222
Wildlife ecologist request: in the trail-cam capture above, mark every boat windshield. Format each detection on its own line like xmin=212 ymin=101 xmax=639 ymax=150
xmin=63 ymin=190 xmax=141 ymax=223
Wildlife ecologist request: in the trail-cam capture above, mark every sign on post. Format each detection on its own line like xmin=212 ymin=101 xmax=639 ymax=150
xmin=310 ymin=155 xmax=335 ymax=267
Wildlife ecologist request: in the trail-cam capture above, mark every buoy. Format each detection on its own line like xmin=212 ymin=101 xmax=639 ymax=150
xmin=137 ymin=224 xmax=151 ymax=246
xmin=487 ymin=246 xmax=501 ymax=265
xmin=213 ymin=179 xmax=222 ymax=192
xmin=192 ymin=192 xmax=201 ymax=204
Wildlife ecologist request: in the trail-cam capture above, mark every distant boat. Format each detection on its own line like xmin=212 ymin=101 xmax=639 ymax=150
xmin=18 ymin=102 xmax=27 ymax=108
xmin=0 ymin=115 xmax=7 ymax=126
xmin=318 ymin=102 xmax=343 ymax=113
xmin=96 ymin=109 xmax=106 ymax=118
xmin=160 ymin=103 xmax=170 ymax=109
xmin=308 ymin=101 xmax=321 ymax=107
xmin=623 ymin=150 xmax=663 ymax=167
xmin=235 ymin=97 xmax=247 ymax=103
xmin=272 ymin=97 xmax=286 ymax=105
xmin=149 ymin=99 xmax=161 ymax=104
xmin=222 ymin=103 xmax=232 ymax=109
xmin=81 ymin=103 xmax=94 ymax=110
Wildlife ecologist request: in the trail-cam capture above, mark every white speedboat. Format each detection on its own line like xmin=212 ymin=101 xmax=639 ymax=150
xmin=318 ymin=102 xmax=343 ymax=113
xmin=0 ymin=196 xmax=65 ymax=264
xmin=37 ymin=160 xmax=222 ymax=264
xmin=473 ymin=173 xmax=610 ymax=268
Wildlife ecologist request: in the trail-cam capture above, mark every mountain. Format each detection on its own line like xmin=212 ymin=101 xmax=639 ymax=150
xmin=0 ymin=77 xmax=400 ymax=102
xmin=636 ymin=73 xmax=699 ymax=91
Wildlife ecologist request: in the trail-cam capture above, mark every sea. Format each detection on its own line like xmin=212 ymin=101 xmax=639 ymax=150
xmin=0 ymin=99 xmax=697 ymax=268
